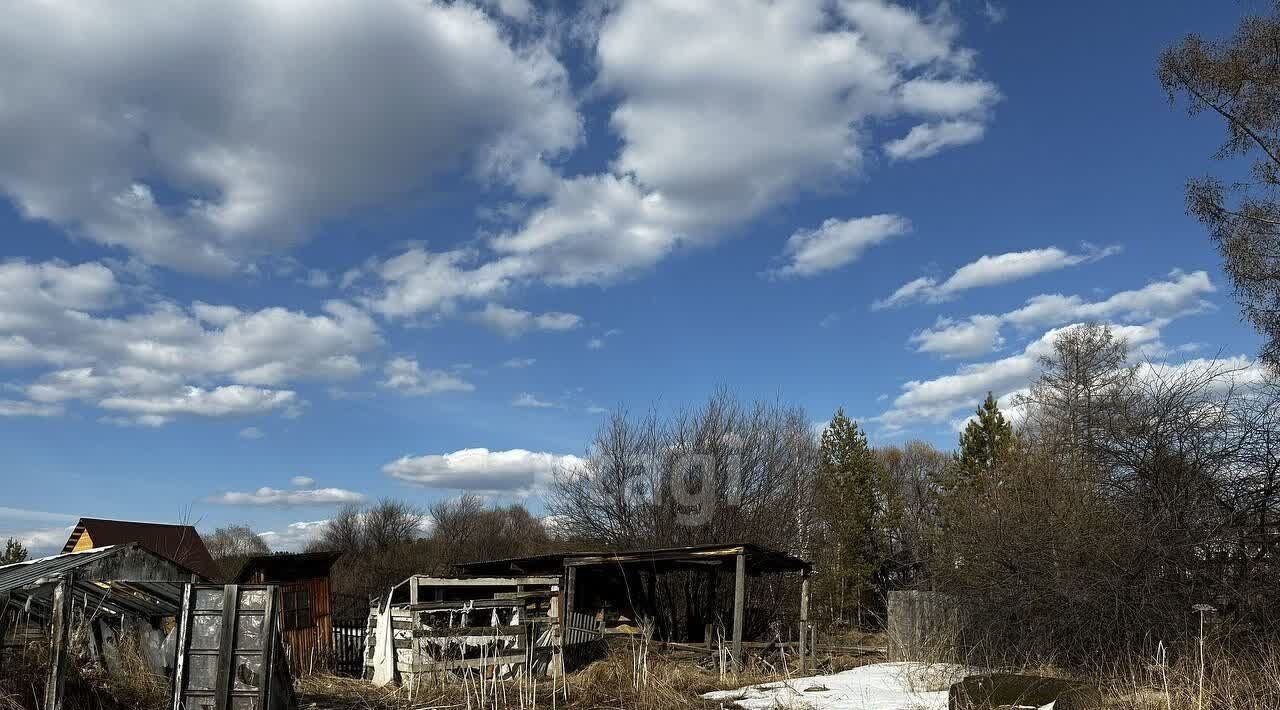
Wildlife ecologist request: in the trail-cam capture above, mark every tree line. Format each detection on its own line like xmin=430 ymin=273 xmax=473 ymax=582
xmin=202 ymin=316 xmax=1280 ymax=663
xmin=203 ymin=1 xmax=1280 ymax=653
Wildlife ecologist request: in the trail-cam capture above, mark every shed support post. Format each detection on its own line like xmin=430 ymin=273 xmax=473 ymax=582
xmin=0 ymin=592 xmax=10 ymax=675
xmin=732 ymin=551 xmax=745 ymax=668
xmin=562 ymin=566 xmax=576 ymax=644
xmin=799 ymin=573 xmax=810 ymax=672
xmin=409 ymin=577 xmax=419 ymax=606
xmin=44 ymin=574 xmax=73 ymax=710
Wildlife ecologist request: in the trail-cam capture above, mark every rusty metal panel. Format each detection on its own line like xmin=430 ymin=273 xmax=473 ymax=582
xmin=276 ymin=578 xmax=332 ymax=676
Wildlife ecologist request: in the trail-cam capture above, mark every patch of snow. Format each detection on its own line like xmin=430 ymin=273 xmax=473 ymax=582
xmin=703 ymin=662 xmax=969 ymax=710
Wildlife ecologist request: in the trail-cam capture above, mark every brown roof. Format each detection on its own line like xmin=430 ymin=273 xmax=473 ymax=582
xmin=62 ymin=518 xmax=219 ymax=581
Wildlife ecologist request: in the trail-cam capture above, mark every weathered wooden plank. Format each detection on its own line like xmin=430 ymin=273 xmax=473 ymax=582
xmin=563 ymin=546 xmax=746 ymax=567
xmin=413 ymin=628 xmax=523 ymax=639
xmin=169 ymin=585 xmax=193 ymax=710
xmin=406 ymin=576 xmax=558 ymax=588
xmin=43 ymin=575 xmax=73 ymax=710
xmin=406 ymin=598 xmax=526 ymax=611
xmin=403 ymin=653 xmax=531 ymax=672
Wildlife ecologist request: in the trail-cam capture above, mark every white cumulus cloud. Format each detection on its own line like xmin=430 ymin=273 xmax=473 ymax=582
xmin=359 ymin=0 xmax=998 ymax=315
xmin=208 ymin=486 xmax=365 ymax=507
xmin=512 ymin=392 xmax=557 ymax=408
xmin=908 ymin=270 xmax=1214 ymax=358
xmin=259 ymin=520 xmax=330 ymax=551
xmin=383 ymin=447 xmax=584 ymax=493
xmin=875 ymin=244 xmax=1121 ymax=308
xmin=771 ymin=215 xmax=911 ymax=278
xmin=877 ymin=322 xmax=1165 ymax=431
xmin=0 ymin=259 xmax=383 ymax=425
xmin=473 ymin=303 xmax=582 ymax=338
xmin=380 ymin=357 xmax=474 ymax=396
xmin=0 ymin=0 xmax=580 ymax=273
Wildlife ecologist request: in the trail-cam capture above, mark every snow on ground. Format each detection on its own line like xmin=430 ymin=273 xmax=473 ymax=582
xmin=702 ymin=662 xmax=969 ymax=710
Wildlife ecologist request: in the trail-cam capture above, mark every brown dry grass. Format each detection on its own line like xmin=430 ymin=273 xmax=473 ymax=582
xmin=297 ymin=646 xmax=786 ymax=710
xmin=0 ymin=630 xmax=168 ymax=710
xmin=1094 ymin=645 xmax=1280 ymax=710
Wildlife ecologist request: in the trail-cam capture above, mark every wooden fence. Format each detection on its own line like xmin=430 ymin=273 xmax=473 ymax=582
xmin=332 ymin=623 xmax=366 ymax=677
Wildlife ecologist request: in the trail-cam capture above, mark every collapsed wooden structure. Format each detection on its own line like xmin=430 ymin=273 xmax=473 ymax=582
xmin=456 ymin=542 xmax=815 ymax=668
xmin=366 ymin=542 xmax=815 ymax=686
xmin=0 ymin=544 xmax=200 ymax=710
xmin=364 ymin=573 xmax=590 ymax=686
xmin=0 ymin=544 xmax=298 ymax=710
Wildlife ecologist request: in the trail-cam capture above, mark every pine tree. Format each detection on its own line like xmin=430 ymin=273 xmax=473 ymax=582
xmin=955 ymin=391 xmax=1015 ymax=485
xmin=815 ymin=409 xmax=897 ymax=627
xmin=1 ymin=537 xmax=29 ymax=565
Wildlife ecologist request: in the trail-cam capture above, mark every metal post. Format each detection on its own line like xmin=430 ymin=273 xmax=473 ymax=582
xmin=732 ymin=552 xmax=745 ymax=666
xmin=799 ymin=573 xmax=810 ymax=672
xmin=44 ymin=574 xmax=73 ymax=710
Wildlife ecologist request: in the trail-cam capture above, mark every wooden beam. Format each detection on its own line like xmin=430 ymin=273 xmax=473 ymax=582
xmin=564 ymin=546 xmax=747 ymax=567
xmin=564 ymin=567 xmax=576 ymax=616
xmin=409 ymin=576 xmax=560 ymax=587
xmin=214 ymin=585 xmax=238 ymax=710
xmin=406 ymin=596 xmax=545 ymax=611
xmin=562 ymin=566 xmax=576 ymax=646
xmin=44 ymin=575 xmax=73 ymax=710
xmin=732 ymin=551 xmax=745 ymax=666
xmin=799 ymin=573 xmax=810 ymax=672
xmin=0 ymin=592 xmax=10 ymax=675
xmin=170 ymin=585 xmax=194 ymax=710
xmin=261 ymin=584 xmax=280 ymax=709
xmin=409 ymin=576 xmax=419 ymax=606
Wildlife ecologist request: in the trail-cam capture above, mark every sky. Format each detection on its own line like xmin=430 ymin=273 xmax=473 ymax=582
xmin=0 ymin=0 xmax=1265 ymax=555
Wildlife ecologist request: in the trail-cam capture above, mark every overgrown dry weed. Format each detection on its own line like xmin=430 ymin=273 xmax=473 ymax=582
xmin=298 ymin=646 xmax=786 ymax=710
xmin=0 ymin=630 xmax=168 ymax=710
xmin=1092 ymin=645 xmax=1280 ymax=710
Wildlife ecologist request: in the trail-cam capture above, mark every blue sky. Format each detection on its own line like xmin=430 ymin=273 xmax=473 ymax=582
xmin=0 ymin=0 xmax=1262 ymax=553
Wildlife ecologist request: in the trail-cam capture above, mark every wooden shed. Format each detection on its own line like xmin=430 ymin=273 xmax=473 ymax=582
xmin=456 ymin=542 xmax=815 ymax=669
xmin=235 ymin=551 xmax=342 ymax=676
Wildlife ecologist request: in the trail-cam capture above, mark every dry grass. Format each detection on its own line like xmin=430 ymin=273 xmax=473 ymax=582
xmin=0 ymin=630 xmax=168 ymax=710
xmin=298 ymin=645 xmax=786 ymax=710
xmin=899 ymin=624 xmax=1280 ymax=710
xmin=1095 ymin=645 xmax=1280 ymax=710
xmin=296 ymin=673 xmax=448 ymax=710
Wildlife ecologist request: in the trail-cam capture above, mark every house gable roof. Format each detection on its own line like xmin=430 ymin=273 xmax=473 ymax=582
xmin=62 ymin=517 xmax=219 ymax=580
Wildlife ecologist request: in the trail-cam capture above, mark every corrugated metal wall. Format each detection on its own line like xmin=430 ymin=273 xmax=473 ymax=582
xmin=279 ymin=578 xmax=333 ymax=676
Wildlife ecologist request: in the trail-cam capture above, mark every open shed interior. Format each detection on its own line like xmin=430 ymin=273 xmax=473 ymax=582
xmin=454 ymin=543 xmax=813 ymax=649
